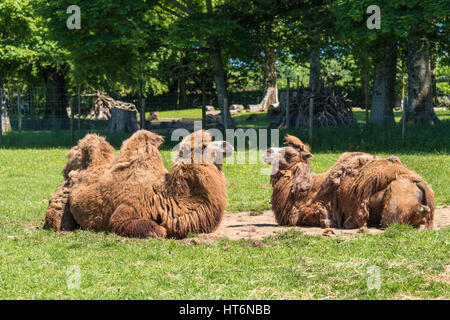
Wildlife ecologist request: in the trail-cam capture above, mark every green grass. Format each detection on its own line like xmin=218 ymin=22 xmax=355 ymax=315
xmin=0 ymin=110 xmax=449 ymax=299
xmin=150 ymin=108 xmax=203 ymax=119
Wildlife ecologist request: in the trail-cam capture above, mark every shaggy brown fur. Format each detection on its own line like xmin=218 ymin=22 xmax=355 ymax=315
xmin=340 ymin=159 xmax=434 ymax=228
xmin=263 ymin=135 xmax=331 ymax=227
xmin=263 ymin=139 xmax=434 ymax=229
xmin=328 ymin=154 xmax=434 ymax=229
xmin=315 ymin=152 xmax=380 ymax=227
xmin=44 ymin=134 xmax=115 ymax=231
xmin=68 ymin=130 xmax=233 ymax=239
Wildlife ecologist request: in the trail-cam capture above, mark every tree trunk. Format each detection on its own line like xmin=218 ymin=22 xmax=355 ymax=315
xmin=44 ymin=68 xmax=70 ymax=129
xmin=208 ymin=39 xmax=233 ymax=129
xmin=406 ymin=33 xmax=439 ymax=125
xmin=206 ymin=0 xmax=233 ymax=129
xmin=107 ymin=108 xmax=139 ymax=133
xmin=369 ymin=37 xmax=397 ymax=126
xmin=257 ymin=47 xmax=279 ymax=111
xmin=309 ymin=32 xmax=321 ymax=94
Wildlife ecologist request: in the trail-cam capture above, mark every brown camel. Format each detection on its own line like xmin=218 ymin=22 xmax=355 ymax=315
xmin=296 ymin=150 xmax=434 ymax=229
xmin=67 ymin=130 xmax=233 ymax=238
xmin=263 ymin=136 xmax=434 ymax=230
xmin=262 ymin=135 xmax=332 ymax=227
xmin=44 ymin=134 xmax=115 ymax=231
xmin=331 ymin=156 xmax=434 ymax=229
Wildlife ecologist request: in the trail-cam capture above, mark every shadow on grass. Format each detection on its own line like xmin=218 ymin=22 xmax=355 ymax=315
xmin=0 ymin=118 xmax=449 ymax=154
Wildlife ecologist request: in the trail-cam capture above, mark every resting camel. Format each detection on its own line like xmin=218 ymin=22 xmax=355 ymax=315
xmin=49 ymin=129 xmax=233 ymax=239
xmin=262 ymin=135 xmax=332 ymax=227
xmin=324 ymin=154 xmax=434 ymax=229
xmin=44 ymin=134 xmax=115 ymax=231
xmin=263 ymin=136 xmax=434 ymax=230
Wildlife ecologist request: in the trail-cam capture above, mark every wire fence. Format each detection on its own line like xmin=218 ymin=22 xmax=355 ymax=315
xmin=0 ymin=86 xmax=266 ymax=133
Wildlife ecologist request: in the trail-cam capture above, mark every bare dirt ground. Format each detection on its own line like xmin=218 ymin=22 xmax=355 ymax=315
xmin=192 ymin=206 xmax=450 ymax=242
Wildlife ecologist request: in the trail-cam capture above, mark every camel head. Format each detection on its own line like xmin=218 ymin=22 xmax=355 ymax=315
xmin=382 ymin=178 xmax=434 ymax=228
xmin=262 ymin=135 xmax=313 ymax=172
xmin=176 ymin=130 xmax=233 ymax=170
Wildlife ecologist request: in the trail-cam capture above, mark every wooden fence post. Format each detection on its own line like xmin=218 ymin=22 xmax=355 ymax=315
xmin=0 ymin=88 xmax=3 ymax=145
xmin=70 ymin=97 xmax=74 ymax=145
xmin=309 ymin=97 xmax=314 ymax=147
xmin=77 ymin=84 xmax=81 ymax=135
xmin=223 ymin=98 xmax=228 ymax=130
xmin=286 ymin=78 xmax=290 ymax=129
xmin=17 ymin=87 xmax=22 ymax=133
xmin=201 ymin=79 xmax=206 ymax=128
xmin=141 ymin=97 xmax=145 ymax=129
xmin=402 ymin=105 xmax=406 ymax=145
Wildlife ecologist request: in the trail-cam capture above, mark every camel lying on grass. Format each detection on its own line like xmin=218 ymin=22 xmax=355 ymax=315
xmin=44 ymin=134 xmax=115 ymax=231
xmin=262 ymin=135 xmax=332 ymax=227
xmin=263 ymin=135 xmax=434 ymax=229
xmin=45 ymin=130 xmax=233 ymax=239
xmin=326 ymin=153 xmax=434 ymax=228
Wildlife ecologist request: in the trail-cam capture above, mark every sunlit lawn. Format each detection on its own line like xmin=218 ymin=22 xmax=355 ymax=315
xmin=0 ymin=109 xmax=448 ymax=299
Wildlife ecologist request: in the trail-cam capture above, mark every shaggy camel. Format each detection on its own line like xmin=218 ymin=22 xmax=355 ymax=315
xmin=67 ymin=130 xmax=233 ymax=239
xmin=326 ymin=155 xmax=434 ymax=229
xmin=262 ymin=135 xmax=332 ymax=227
xmin=44 ymin=134 xmax=116 ymax=231
xmin=263 ymin=136 xmax=434 ymax=229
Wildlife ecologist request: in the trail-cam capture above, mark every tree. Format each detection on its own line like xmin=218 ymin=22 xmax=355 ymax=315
xmin=0 ymin=0 xmax=71 ymax=128
xmin=369 ymin=36 xmax=397 ymax=126
xmin=0 ymin=0 xmax=38 ymax=87
xmin=333 ymin=0 xmax=449 ymax=126
xmin=224 ymin=0 xmax=284 ymax=111
xmin=159 ymin=0 xmax=237 ymax=128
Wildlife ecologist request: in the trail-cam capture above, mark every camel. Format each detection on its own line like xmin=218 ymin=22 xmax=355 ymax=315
xmin=44 ymin=134 xmax=116 ymax=231
xmin=327 ymin=155 xmax=434 ymax=229
xmin=262 ymin=135 xmax=332 ymax=227
xmin=64 ymin=129 xmax=233 ymax=239
xmin=263 ymin=135 xmax=434 ymax=229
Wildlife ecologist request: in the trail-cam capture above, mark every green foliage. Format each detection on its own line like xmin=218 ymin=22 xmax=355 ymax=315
xmin=0 ymin=0 xmax=68 ymax=84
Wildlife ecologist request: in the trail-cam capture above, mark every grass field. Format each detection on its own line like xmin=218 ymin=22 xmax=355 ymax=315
xmin=0 ymin=109 xmax=448 ymax=299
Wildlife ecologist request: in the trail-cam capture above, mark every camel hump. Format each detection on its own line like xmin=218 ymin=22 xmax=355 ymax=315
xmin=115 ymin=130 xmax=164 ymax=162
xmin=283 ymin=135 xmax=310 ymax=152
xmin=120 ymin=130 xmax=165 ymax=153
xmin=319 ymin=152 xmax=376 ymax=196
xmin=350 ymin=159 xmax=418 ymax=201
xmin=62 ymin=133 xmax=114 ymax=179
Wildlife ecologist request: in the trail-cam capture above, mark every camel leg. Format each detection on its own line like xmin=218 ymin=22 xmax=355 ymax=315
xmin=44 ymin=180 xmax=79 ymax=231
xmin=109 ymin=204 xmax=167 ymax=238
xmin=352 ymin=201 xmax=369 ymax=228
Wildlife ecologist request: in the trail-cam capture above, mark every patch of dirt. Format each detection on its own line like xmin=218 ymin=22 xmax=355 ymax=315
xmin=198 ymin=206 xmax=450 ymax=241
xmin=433 ymin=206 xmax=450 ymax=230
